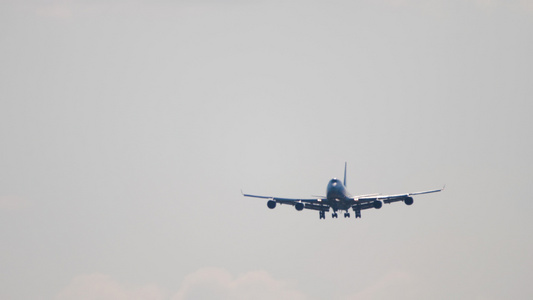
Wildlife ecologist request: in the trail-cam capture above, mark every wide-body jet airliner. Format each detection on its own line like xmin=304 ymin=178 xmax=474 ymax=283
xmin=243 ymin=163 xmax=444 ymax=219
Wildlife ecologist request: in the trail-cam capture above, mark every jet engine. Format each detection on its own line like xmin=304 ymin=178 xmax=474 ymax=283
xmin=295 ymin=202 xmax=304 ymax=211
xmin=373 ymin=200 xmax=383 ymax=209
xmin=267 ymin=200 xmax=276 ymax=209
xmin=404 ymin=197 xmax=414 ymax=205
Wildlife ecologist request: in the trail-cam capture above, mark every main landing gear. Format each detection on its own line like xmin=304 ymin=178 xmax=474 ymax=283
xmin=319 ymin=210 xmax=360 ymax=219
xmin=318 ymin=211 xmax=339 ymax=219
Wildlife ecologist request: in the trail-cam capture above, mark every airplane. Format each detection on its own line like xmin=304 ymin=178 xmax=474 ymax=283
xmin=242 ymin=163 xmax=444 ymax=219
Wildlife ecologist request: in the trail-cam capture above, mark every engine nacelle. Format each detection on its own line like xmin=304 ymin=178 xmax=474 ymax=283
xmin=373 ymin=200 xmax=383 ymax=209
xmin=295 ymin=202 xmax=304 ymax=211
xmin=404 ymin=197 xmax=414 ymax=206
xmin=267 ymin=200 xmax=276 ymax=209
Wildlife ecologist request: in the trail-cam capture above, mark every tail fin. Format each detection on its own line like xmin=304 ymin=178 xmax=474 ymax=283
xmin=343 ymin=162 xmax=347 ymax=187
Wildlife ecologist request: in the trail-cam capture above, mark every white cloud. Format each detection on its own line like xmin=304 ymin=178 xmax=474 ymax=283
xmin=519 ymin=0 xmax=533 ymax=11
xmin=33 ymin=0 xmax=73 ymax=18
xmin=378 ymin=0 xmax=533 ymax=12
xmin=172 ymin=268 xmax=308 ymax=300
xmin=55 ymin=274 xmax=166 ymax=300
xmin=0 ymin=196 xmax=31 ymax=210
xmin=56 ymin=269 xmax=308 ymax=300
xmin=344 ymin=270 xmax=418 ymax=300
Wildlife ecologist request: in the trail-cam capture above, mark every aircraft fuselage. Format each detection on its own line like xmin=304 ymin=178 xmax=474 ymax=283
xmin=326 ymin=178 xmax=352 ymax=211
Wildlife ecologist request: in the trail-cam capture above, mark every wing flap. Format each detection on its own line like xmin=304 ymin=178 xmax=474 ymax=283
xmin=304 ymin=203 xmax=331 ymax=211
xmin=351 ymin=201 xmax=380 ymax=210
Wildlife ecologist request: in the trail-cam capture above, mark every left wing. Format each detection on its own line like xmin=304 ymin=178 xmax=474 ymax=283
xmin=242 ymin=192 xmax=325 ymax=204
xmin=356 ymin=186 xmax=445 ymax=204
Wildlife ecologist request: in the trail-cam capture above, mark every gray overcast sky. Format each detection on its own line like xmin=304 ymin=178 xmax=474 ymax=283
xmin=1 ymin=1 xmax=532 ymax=299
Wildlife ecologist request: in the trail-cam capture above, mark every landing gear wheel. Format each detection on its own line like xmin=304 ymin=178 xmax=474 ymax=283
xmin=332 ymin=212 xmax=338 ymax=218
xmin=319 ymin=211 xmax=325 ymax=219
xmin=344 ymin=212 xmax=350 ymax=218
xmin=355 ymin=210 xmax=361 ymax=218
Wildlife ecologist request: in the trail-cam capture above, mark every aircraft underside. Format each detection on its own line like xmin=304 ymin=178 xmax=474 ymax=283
xmin=319 ymin=199 xmax=368 ymax=219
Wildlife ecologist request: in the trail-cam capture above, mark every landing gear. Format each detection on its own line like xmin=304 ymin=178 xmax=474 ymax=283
xmin=332 ymin=212 xmax=338 ymax=218
xmin=319 ymin=211 xmax=325 ymax=219
xmin=354 ymin=210 xmax=361 ymax=218
xmin=344 ymin=211 xmax=350 ymax=218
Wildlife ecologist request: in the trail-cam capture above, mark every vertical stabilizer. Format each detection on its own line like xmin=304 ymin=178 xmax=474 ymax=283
xmin=344 ymin=162 xmax=347 ymax=187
